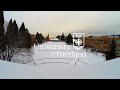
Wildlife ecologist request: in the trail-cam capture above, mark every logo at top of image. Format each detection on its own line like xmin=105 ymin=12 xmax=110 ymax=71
xmin=73 ymin=33 xmax=85 ymax=50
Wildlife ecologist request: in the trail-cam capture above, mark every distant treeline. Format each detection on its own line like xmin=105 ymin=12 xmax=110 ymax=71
xmin=56 ymin=33 xmax=73 ymax=45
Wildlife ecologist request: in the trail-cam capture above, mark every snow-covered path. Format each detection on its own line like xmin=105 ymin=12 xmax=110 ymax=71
xmin=29 ymin=41 xmax=105 ymax=66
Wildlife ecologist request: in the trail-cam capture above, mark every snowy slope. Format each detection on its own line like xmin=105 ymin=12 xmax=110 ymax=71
xmin=0 ymin=41 xmax=119 ymax=79
xmin=30 ymin=41 xmax=105 ymax=66
xmin=0 ymin=58 xmax=120 ymax=79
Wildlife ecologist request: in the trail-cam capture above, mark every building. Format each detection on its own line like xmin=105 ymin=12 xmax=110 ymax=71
xmin=85 ymin=35 xmax=120 ymax=56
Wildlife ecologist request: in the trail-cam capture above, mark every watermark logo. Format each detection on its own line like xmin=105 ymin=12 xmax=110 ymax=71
xmin=73 ymin=33 xmax=85 ymax=50
xmin=33 ymin=33 xmax=86 ymax=58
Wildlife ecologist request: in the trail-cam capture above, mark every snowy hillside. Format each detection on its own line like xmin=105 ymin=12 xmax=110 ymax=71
xmin=0 ymin=41 xmax=120 ymax=79
xmin=31 ymin=41 xmax=105 ymax=65
xmin=0 ymin=58 xmax=120 ymax=79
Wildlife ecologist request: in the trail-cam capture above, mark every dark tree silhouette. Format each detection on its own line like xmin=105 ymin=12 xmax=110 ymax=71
xmin=0 ymin=11 xmax=4 ymax=37
xmin=19 ymin=22 xmax=32 ymax=48
xmin=19 ymin=22 xmax=26 ymax=34
xmin=35 ymin=32 xmax=44 ymax=44
xmin=0 ymin=11 xmax=5 ymax=59
xmin=106 ymin=35 xmax=117 ymax=60
xmin=61 ymin=33 xmax=65 ymax=41
xmin=66 ymin=33 xmax=73 ymax=45
xmin=25 ymin=28 xmax=32 ymax=48
xmin=12 ymin=20 xmax=18 ymax=36
xmin=56 ymin=35 xmax=61 ymax=40
xmin=6 ymin=19 xmax=13 ymax=39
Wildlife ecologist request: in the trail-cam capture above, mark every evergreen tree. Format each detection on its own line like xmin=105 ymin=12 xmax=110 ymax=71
xmin=35 ymin=32 xmax=39 ymax=43
xmin=25 ymin=28 xmax=31 ymax=48
xmin=18 ymin=23 xmax=32 ymax=48
xmin=109 ymin=36 xmax=117 ymax=59
xmin=66 ymin=33 xmax=73 ymax=45
xmin=61 ymin=33 xmax=65 ymax=41
xmin=19 ymin=22 xmax=27 ymax=48
xmin=6 ymin=19 xmax=13 ymax=38
xmin=6 ymin=19 xmax=19 ymax=45
xmin=0 ymin=11 xmax=4 ymax=37
xmin=106 ymin=35 xmax=117 ymax=60
xmin=0 ymin=11 xmax=5 ymax=55
xmin=35 ymin=32 xmax=44 ymax=44
xmin=6 ymin=19 xmax=19 ymax=42
xmin=19 ymin=22 xmax=26 ymax=35
xmin=5 ymin=19 xmax=13 ymax=48
xmin=12 ymin=20 xmax=18 ymax=36
xmin=39 ymin=33 xmax=44 ymax=43
xmin=105 ymin=50 xmax=109 ymax=60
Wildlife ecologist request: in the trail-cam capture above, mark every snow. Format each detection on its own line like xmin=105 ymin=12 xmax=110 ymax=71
xmin=31 ymin=41 xmax=105 ymax=65
xmin=0 ymin=41 xmax=120 ymax=79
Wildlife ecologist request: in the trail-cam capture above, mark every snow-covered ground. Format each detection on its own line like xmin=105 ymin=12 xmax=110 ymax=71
xmin=0 ymin=41 xmax=119 ymax=79
xmin=30 ymin=41 xmax=105 ymax=65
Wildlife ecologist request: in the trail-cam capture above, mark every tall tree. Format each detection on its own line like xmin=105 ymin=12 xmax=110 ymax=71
xmin=6 ymin=19 xmax=13 ymax=39
xmin=35 ymin=32 xmax=39 ymax=43
xmin=0 ymin=11 xmax=4 ymax=37
xmin=0 ymin=11 xmax=5 ymax=59
xmin=12 ymin=20 xmax=18 ymax=36
xmin=106 ymin=35 xmax=117 ymax=60
xmin=18 ymin=22 xmax=26 ymax=48
xmin=39 ymin=33 xmax=44 ymax=43
xmin=25 ymin=28 xmax=31 ymax=48
xmin=19 ymin=23 xmax=32 ymax=48
xmin=5 ymin=19 xmax=18 ymax=61
xmin=66 ymin=33 xmax=73 ymax=45
xmin=109 ymin=36 xmax=117 ymax=59
xmin=61 ymin=33 xmax=65 ymax=41
xmin=35 ymin=32 xmax=44 ymax=44
xmin=19 ymin=22 xmax=26 ymax=35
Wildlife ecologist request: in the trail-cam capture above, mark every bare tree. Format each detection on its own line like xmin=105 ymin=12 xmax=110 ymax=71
xmin=0 ymin=34 xmax=25 ymax=62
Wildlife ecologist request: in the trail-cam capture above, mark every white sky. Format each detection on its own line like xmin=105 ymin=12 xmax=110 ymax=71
xmin=4 ymin=11 xmax=120 ymax=37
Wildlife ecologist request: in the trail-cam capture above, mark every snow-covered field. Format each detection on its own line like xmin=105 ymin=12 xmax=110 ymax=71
xmin=0 ymin=41 xmax=120 ymax=79
xmin=30 ymin=41 xmax=105 ymax=65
